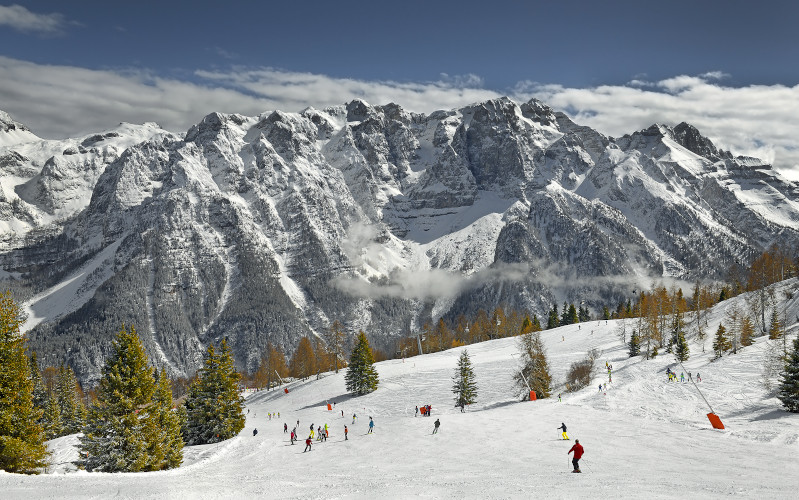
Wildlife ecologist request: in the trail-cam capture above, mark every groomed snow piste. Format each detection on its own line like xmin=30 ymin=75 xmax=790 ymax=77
xmin=3 ymin=281 xmax=799 ymax=499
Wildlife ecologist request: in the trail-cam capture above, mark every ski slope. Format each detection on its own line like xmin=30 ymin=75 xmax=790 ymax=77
xmin=2 ymin=282 xmax=799 ymax=499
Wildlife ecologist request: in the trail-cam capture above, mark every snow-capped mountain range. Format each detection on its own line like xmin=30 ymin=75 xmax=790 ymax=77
xmin=2 ymin=98 xmax=798 ymax=384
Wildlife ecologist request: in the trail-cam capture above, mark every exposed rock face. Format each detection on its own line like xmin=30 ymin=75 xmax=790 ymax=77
xmin=2 ymin=98 xmax=798 ymax=385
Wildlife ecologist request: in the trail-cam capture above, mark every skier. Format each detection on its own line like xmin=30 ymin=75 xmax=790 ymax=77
xmin=341 ymin=410 xmax=344 ymax=417
xmin=310 ymin=424 xmax=315 ymax=439
xmin=598 ymin=384 xmax=603 ymax=392
xmin=291 ymin=428 xmax=296 ymax=444
xmin=433 ymin=418 xmax=440 ymax=434
xmin=568 ymin=439 xmax=584 ymax=472
xmin=253 ymin=428 xmax=258 ymax=436
xmin=697 ymin=373 xmax=701 ymax=382
xmin=324 ymin=423 xmax=329 ymax=438
xmin=352 ymin=413 xmax=357 ymax=424
xmin=688 ymin=371 xmax=693 ymax=382
xmin=557 ymin=423 xmax=569 ymax=440
xmin=680 ymin=372 xmax=685 ymax=383
xmin=415 ymin=406 xmax=419 ymax=417
xmin=368 ymin=416 xmax=374 ymax=434
xmin=459 ymin=402 xmax=465 ymax=413
xmin=344 ymin=425 xmax=348 ymax=440
xmin=304 ymin=436 xmax=312 ymax=452
xmin=284 ymin=423 xmax=288 ymax=433
xmin=608 ymin=373 xmax=612 ymax=383
xmin=558 ymin=393 xmax=562 ymax=402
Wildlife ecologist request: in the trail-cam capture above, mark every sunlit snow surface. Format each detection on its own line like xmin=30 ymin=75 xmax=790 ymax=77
xmin=3 ymin=280 xmax=799 ymax=499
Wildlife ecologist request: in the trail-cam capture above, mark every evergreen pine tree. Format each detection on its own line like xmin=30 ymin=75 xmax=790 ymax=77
xmin=28 ymin=351 xmax=47 ymax=412
xmin=345 ymin=331 xmax=379 ymax=395
xmin=0 ymin=291 xmax=49 ymax=473
xmin=514 ymin=331 xmax=552 ymax=399
xmin=532 ymin=315 xmax=541 ymax=331
xmin=602 ymin=306 xmax=611 ymax=320
xmin=628 ymin=330 xmax=641 ymax=357
xmin=183 ymin=340 xmax=245 ymax=445
xmin=80 ymin=325 xmax=155 ymax=472
xmin=674 ymin=329 xmax=690 ymax=362
xmin=768 ymin=307 xmax=783 ymax=340
xmin=740 ymin=316 xmax=756 ymax=347
xmin=42 ymin=396 xmax=62 ymax=440
xmin=777 ymin=335 xmax=799 ymax=412
xmin=713 ymin=324 xmax=731 ymax=359
xmin=452 ymin=350 xmax=478 ymax=408
xmin=143 ymin=370 xmax=183 ymax=470
xmin=546 ymin=304 xmax=559 ymax=329
xmin=56 ymin=365 xmax=84 ymax=434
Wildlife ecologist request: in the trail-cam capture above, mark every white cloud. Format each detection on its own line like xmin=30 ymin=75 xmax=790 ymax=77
xmin=516 ymin=74 xmax=799 ymax=181
xmin=0 ymin=55 xmax=797 ymax=181
xmin=0 ymin=4 xmax=66 ymax=35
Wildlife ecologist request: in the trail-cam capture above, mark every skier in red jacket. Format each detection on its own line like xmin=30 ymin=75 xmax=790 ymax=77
xmin=568 ymin=439 xmax=584 ymax=473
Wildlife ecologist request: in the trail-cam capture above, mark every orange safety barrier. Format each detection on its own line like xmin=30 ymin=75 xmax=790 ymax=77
xmin=529 ymin=390 xmax=537 ymax=401
xmin=284 ymin=388 xmax=289 ymax=394
xmin=707 ymin=413 xmax=725 ymax=429
xmin=327 ymin=404 xmax=332 ymax=411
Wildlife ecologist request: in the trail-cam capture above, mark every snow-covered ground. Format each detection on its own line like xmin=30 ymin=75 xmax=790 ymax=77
xmin=3 ymin=282 xmax=799 ymax=499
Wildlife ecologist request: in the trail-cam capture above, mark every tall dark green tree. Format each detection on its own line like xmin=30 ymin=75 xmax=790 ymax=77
xmin=0 ymin=291 xmax=49 ymax=473
xmin=183 ymin=340 xmax=245 ymax=445
xmin=143 ymin=370 xmax=183 ymax=470
xmin=713 ymin=324 xmax=731 ymax=359
xmin=674 ymin=330 xmax=690 ymax=362
xmin=513 ymin=331 xmax=551 ymax=399
xmin=56 ymin=365 xmax=85 ymax=434
xmin=777 ymin=335 xmax=799 ymax=412
xmin=28 ymin=351 xmax=47 ymax=412
xmin=80 ymin=325 xmax=156 ymax=472
xmin=546 ymin=304 xmax=559 ymax=329
xmin=452 ymin=350 xmax=478 ymax=408
xmin=628 ymin=329 xmax=641 ymax=357
xmin=345 ymin=331 xmax=379 ymax=395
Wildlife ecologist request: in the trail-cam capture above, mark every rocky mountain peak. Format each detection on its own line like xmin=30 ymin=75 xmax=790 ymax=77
xmin=672 ymin=122 xmax=731 ymax=161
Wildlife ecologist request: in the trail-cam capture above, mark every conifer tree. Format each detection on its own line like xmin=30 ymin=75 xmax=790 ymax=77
xmin=42 ymin=397 xmax=62 ymax=440
xmin=777 ymin=335 xmax=799 ymax=412
xmin=80 ymin=325 xmax=155 ymax=472
xmin=740 ymin=316 xmax=756 ymax=347
xmin=628 ymin=330 xmax=641 ymax=357
xmin=56 ymin=365 xmax=85 ymax=434
xmin=532 ymin=315 xmax=541 ymax=332
xmin=674 ymin=329 xmax=690 ymax=362
xmin=143 ymin=370 xmax=183 ymax=470
xmin=768 ymin=306 xmax=783 ymax=340
xmin=345 ymin=331 xmax=379 ymax=395
xmin=547 ymin=304 xmax=559 ymax=329
xmin=713 ymin=324 xmax=731 ymax=359
xmin=28 ymin=351 xmax=47 ymax=412
xmin=452 ymin=350 xmax=478 ymax=408
xmin=0 ymin=291 xmax=49 ymax=473
xmin=183 ymin=340 xmax=245 ymax=445
xmin=513 ymin=331 xmax=551 ymax=399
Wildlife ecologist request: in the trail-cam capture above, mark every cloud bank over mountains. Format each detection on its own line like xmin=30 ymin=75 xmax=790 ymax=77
xmin=1 ymin=56 xmax=797 ymax=179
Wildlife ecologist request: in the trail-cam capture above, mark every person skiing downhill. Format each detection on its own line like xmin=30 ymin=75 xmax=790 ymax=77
xmin=368 ymin=417 xmax=374 ymax=434
xmin=557 ymin=423 xmax=569 ymax=440
xmin=433 ymin=419 xmax=440 ymax=434
xmin=291 ymin=428 xmax=296 ymax=444
xmin=284 ymin=423 xmax=288 ymax=433
xmin=352 ymin=413 xmax=357 ymax=424
xmin=344 ymin=425 xmax=348 ymax=440
xmin=304 ymin=436 xmax=312 ymax=452
xmin=568 ymin=439 xmax=584 ymax=472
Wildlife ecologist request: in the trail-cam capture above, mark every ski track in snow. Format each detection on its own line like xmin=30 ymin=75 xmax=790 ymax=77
xmin=4 ymin=282 xmax=799 ymax=499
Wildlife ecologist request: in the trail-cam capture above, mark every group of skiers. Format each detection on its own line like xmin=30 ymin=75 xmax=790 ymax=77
xmin=416 ymin=405 xmax=433 ymax=416
xmin=666 ymin=367 xmax=701 ymax=383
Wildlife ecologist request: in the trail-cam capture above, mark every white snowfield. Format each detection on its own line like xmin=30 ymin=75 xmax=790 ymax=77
xmin=3 ymin=281 xmax=799 ymax=499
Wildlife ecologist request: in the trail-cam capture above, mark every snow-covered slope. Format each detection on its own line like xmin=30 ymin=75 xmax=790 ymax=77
xmin=2 ymin=98 xmax=799 ymax=384
xmin=2 ymin=282 xmax=797 ymax=499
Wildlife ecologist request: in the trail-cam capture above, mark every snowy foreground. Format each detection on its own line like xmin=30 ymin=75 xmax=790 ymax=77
xmin=3 ymin=285 xmax=799 ymax=499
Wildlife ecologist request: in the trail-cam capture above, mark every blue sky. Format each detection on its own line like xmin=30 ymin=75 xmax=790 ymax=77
xmin=1 ymin=1 xmax=798 ymax=177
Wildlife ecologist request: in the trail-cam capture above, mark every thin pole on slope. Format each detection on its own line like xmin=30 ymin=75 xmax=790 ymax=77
xmin=510 ymin=353 xmax=533 ymax=393
xmin=275 ymin=370 xmax=286 ymax=388
xmin=674 ymin=357 xmax=715 ymax=414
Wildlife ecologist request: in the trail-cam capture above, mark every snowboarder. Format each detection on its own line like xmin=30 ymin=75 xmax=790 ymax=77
xmin=344 ymin=425 xmax=348 ymax=440
xmin=253 ymin=428 xmax=258 ymax=436
xmin=368 ymin=417 xmax=374 ymax=434
xmin=304 ymin=436 xmax=312 ymax=452
xmin=557 ymin=423 xmax=569 ymax=440
xmin=568 ymin=439 xmax=584 ymax=472
xmin=433 ymin=418 xmax=440 ymax=434
xmin=284 ymin=423 xmax=288 ymax=433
